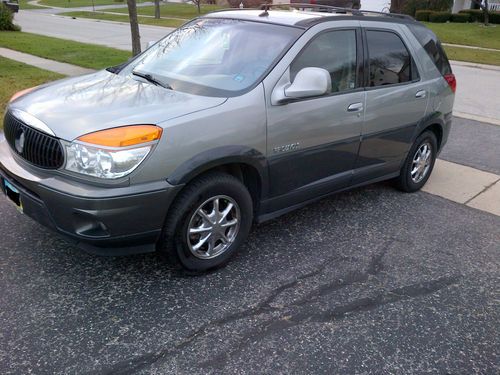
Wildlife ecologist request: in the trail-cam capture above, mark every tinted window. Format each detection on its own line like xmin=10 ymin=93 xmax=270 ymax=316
xmin=290 ymin=30 xmax=357 ymax=93
xmin=407 ymin=24 xmax=452 ymax=76
xmin=367 ymin=30 xmax=413 ymax=87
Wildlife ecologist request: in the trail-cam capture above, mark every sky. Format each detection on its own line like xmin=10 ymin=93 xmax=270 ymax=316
xmin=361 ymin=0 xmax=392 ymax=12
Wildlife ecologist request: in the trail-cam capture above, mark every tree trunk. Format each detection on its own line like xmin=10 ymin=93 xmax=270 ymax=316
xmin=484 ymin=0 xmax=489 ymax=26
xmin=127 ymin=0 xmax=141 ymax=56
xmin=154 ymin=0 xmax=160 ymax=19
xmin=197 ymin=1 xmax=201 ymax=14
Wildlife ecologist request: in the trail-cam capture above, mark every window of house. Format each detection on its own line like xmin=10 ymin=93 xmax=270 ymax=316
xmin=290 ymin=30 xmax=358 ymax=93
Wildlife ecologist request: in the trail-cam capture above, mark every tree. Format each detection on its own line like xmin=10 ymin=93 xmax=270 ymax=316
xmin=192 ymin=0 xmax=201 ymax=14
xmin=154 ymin=0 xmax=160 ymax=19
xmin=471 ymin=0 xmax=490 ymax=25
xmin=126 ymin=0 xmax=141 ymax=56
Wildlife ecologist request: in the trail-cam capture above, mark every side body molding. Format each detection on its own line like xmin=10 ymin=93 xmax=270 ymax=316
xmin=166 ymin=145 xmax=270 ymax=196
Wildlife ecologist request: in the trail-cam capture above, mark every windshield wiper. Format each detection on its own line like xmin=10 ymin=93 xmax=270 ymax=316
xmin=132 ymin=70 xmax=173 ymax=90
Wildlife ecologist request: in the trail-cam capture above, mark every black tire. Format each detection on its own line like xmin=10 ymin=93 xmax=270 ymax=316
xmin=159 ymin=172 xmax=253 ymax=272
xmin=395 ymin=130 xmax=438 ymax=193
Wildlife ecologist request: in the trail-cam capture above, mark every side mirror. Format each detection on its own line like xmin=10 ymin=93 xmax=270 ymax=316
xmin=284 ymin=67 xmax=331 ymax=99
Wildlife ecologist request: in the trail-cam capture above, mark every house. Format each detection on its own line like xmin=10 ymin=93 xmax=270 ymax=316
xmin=452 ymin=0 xmax=500 ymax=13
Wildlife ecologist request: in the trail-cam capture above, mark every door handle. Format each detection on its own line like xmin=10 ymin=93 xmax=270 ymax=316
xmin=347 ymin=102 xmax=363 ymax=112
xmin=415 ymin=90 xmax=427 ymax=99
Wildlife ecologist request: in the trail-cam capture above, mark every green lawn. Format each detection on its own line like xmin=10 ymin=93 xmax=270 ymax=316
xmin=443 ymin=45 xmax=500 ymax=66
xmin=38 ymin=0 xmax=139 ymax=8
xmin=0 ymin=32 xmax=130 ymax=69
xmin=107 ymin=3 xmax=222 ymax=19
xmin=424 ymin=22 xmax=500 ymax=50
xmin=61 ymin=11 xmax=185 ymax=28
xmin=19 ymin=0 xmax=48 ymax=10
xmin=0 ymin=57 xmax=64 ymax=127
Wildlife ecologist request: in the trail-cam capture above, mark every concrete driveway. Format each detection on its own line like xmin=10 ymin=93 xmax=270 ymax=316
xmin=1 ymin=116 xmax=499 ymax=374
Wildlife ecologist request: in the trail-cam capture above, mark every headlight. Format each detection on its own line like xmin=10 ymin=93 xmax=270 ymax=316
xmin=65 ymin=125 xmax=162 ymax=179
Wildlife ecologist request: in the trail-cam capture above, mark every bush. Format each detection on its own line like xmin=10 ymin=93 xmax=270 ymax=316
xmin=415 ymin=10 xmax=432 ymax=21
xmin=459 ymin=9 xmax=500 ymax=24
xmin=400 ymin=0 xmax=453 ymax=16
xmin=489 ymin=11 xmax=500 ymax=24
xmin=428 ymin=11 xmax=451 ymax=22
xmin=0 ymin=3 xmax=20 ymax=31
xmin=451 ymin=13 xmax=470 ymax=23
xmin=459 ymin=9 xmax=484 ymax=22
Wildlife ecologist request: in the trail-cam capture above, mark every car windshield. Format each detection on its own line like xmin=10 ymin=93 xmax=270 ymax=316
xmin=123 ymin=18 xmax=301 ymax=97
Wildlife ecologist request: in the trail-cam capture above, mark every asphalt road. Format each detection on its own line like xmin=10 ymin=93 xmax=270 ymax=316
xmin=14 ymin=11 xmax=173 ymax=51
xmin=0 ymin=117 xmax=499 ymax=374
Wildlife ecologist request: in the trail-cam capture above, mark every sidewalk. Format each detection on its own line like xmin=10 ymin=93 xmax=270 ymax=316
xmin=0 ymin=47 xmax=94 ymax=76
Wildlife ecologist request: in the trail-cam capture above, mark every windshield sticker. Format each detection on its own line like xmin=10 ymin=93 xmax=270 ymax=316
xmin=233 ymin=74 xmax=244 ymax=82
xmin=221 ymin=33 xmax=230 ymax=50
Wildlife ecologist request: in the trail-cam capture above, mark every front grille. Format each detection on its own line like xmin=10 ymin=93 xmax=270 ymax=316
xmin=3 ymin=111 xmax=64 ymax=169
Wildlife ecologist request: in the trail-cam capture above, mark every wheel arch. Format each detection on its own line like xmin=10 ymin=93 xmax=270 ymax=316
xmin=167 ymin=146 xmax=269 ymax=212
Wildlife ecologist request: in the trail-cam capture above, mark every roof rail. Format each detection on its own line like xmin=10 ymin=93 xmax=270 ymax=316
xmin=247 ymin=3 xmax=415 ymax=21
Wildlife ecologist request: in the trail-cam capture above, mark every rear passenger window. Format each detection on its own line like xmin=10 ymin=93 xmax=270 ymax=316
xmin=367 ymin=30 xmax=414 ymax=87
xmin=290 ymin=30 xmax=357 ymax=93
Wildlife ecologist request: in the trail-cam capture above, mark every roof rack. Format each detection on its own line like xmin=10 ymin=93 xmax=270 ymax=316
xmin=211 ymin=3 xmax=414 ymax=21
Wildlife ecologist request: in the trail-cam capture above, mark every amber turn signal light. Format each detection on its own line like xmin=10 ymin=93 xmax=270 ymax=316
xmin=77 ymin=125 xmax=163 ymax=147
xmin=9 ymin=86 xmax=37 ymax=103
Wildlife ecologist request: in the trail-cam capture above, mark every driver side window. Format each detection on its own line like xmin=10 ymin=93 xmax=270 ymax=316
xmin=290 ymin=29 xmax=358 ymax=94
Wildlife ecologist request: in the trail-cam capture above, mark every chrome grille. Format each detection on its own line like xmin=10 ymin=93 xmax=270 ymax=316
xmin=3 ymin=111 xmax=64 ymax=169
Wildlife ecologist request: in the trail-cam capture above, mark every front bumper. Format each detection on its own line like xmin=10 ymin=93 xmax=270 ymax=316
xmin=0 ymin=139 xmax=183 ymax=255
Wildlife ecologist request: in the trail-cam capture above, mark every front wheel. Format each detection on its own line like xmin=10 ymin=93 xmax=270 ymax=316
xmin=159 ymin=172 xmax=253 ymax=272
xmin=395 ymin=131 xmax=438 ymax=193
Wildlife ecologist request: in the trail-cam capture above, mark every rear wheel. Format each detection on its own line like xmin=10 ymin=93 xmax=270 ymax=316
xmin=395 ymin=130 xmax=437 ymax=192
xmin=159 ymin=172 xmax=253 ymax=272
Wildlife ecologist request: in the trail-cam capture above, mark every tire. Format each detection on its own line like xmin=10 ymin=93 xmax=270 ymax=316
xmin=159 ymin=172 xmax=253 ymax=272
xmin=395 ymin=130 xmax=438 ymax=193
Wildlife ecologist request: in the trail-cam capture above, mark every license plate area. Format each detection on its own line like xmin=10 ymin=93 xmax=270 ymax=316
xmin=2 ymin=177 xmax=23 ymax=212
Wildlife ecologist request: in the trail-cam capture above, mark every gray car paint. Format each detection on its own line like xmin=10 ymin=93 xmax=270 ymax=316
xmin=9 ymin=70 xmax=227 ymax=141
xmin=0 ymin=10 xmax=455 ymax=251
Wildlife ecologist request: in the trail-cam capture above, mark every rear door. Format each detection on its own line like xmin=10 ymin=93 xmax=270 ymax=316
xmin=353 ymin=24 xmax=429 ymax=184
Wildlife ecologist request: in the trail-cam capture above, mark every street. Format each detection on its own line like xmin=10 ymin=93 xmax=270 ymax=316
xmin=1 ymin=116 xmax=499 ymax=374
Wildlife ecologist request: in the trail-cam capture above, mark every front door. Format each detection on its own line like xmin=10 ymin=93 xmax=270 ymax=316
xmin=265 ymin=28 xmax=365 ymax=211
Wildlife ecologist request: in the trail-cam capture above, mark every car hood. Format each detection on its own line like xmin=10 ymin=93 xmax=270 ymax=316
xmin=9 ymin=70 xmax=227 ymax=141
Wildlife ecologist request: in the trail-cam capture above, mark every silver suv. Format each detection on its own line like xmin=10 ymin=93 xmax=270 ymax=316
xmin=0 ymin=6 xmax=455 ymax=271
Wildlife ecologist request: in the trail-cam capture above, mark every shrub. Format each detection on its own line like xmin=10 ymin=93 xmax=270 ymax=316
xmin=428 ymin=11 xmax=451 ymax=22
xmin=0 ymin=3 xmax=20 ymax=31
xmin=489 ymin=11 xmax=500 ymax=24
xmin=415 ymin=10 xmax=432 ymax=21
xmin=451 ymin=13 xmax=470 ymax=23
xmin=400 ymin=0 xmax=453 ymax=16
xmin=459 ymin=9 xmax=484 ymax=22
xmin=459 ymin=9 xmax=500 ymax=24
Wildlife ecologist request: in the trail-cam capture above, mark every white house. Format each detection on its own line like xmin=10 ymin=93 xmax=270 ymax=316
xmin=452 ymin=0 xmax=500 ymax=12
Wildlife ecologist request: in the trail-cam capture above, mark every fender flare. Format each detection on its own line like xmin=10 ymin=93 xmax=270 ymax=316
xmin=412 ymin=111 xmax=446 ymax=147
xmin=167 ymin=145 xmax=269 ymax=197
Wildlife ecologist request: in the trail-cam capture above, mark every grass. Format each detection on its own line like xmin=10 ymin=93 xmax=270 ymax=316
xmin=107 ymin=3 xmax=222 ymax=19
xmin=424 ymin=22 xmax=500 ymax=50
xmin=61 ymin=11 xmax=185 ymax=28
xmin=0 ymin=31 xmax=131 ymax=69
xmin=37 ymin=0 xmax=145 ymax=8
xmin=19 ymin=0 xmax=47 ymax=10
xmin=443 ymin=45 xmax=500 ymax=66
xmin=0 ymin=57 xmax=64 ymax=127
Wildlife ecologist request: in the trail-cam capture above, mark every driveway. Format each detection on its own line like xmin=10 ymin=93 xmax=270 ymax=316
xmin=1 ymin=116 xmax=499 ymax=374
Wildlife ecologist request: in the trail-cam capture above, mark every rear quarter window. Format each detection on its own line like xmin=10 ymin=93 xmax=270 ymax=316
xmin=407 ymin=24 xmax=452 ymax=76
